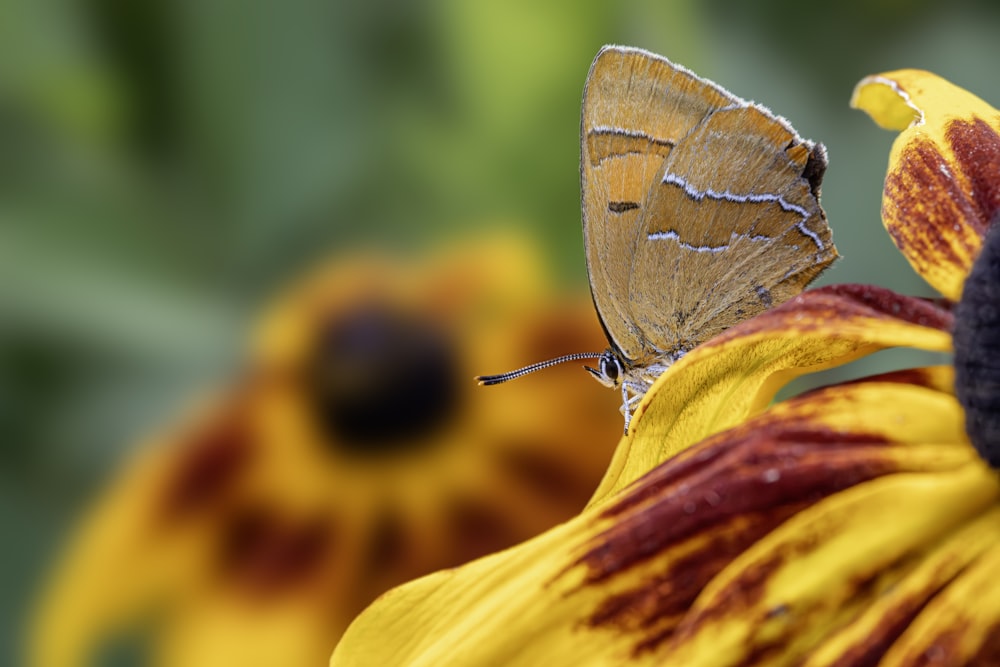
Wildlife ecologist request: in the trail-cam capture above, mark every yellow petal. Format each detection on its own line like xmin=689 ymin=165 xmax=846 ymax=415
xmin=30 ymin=397 xmax=245 ymax=667
xmin=881 ymin=535 xmax=1000 ymax=665
xmin=330 ymin=380 xmax=981 ymax=665
xmin=803 ymin=506 xmax=1000 ymax=666
xmin=851 ymin=70 xmax=1000 ymax=300
xmin=591 ymin=284 xmax=954 ymax=504
xmin=665 ymin=463 xmax=998 ymax=665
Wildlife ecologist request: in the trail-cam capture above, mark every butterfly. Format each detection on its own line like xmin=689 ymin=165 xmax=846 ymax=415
xmin=478 ymin=45 xmax=838 ymax=433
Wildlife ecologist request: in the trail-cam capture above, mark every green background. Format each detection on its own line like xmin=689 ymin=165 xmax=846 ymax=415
xmin=4 ymin=0 xmax=999 ymax=663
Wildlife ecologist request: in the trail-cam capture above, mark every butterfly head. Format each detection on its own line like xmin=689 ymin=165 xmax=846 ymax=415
xmin=584 ymin=349 xmax=624 ymax=389
xmin=477 ymin=347 xmax=636 ymax=433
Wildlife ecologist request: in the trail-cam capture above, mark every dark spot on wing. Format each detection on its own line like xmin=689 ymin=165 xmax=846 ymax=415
xmin=756 ymin=286 xmax=773 ymax=308
xmin=608 ymin=201 xmax=641 ymax=214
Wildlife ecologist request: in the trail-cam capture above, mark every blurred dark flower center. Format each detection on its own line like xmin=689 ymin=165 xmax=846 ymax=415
xmin=308 ymin=302 xmax=461 ymax=452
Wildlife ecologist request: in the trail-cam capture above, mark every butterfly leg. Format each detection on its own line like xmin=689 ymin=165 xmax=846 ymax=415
xmin=618 ymin=380 xmax=651 ymax=433
xmin=620 ymin=383 xmax=633 ymax=433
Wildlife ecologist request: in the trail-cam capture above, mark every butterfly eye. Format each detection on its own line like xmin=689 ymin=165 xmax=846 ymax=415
xmin=599 ymin=354 xmax=620 ymax=383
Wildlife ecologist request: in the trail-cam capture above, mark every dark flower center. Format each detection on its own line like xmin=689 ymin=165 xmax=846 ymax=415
xmin=954 ymin=218 xmax=1000 ymax=469
xmin=307 ymin=302 xmax=461 ymax=454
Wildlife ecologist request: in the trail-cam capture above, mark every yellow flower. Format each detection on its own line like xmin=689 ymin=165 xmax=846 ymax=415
xmin=29 ymin=235 xmax=622 ymax=667
xmin=329 ymin=72 xmax=1000 ymax=665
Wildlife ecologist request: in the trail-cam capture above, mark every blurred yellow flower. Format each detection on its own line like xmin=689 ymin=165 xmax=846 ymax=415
xmin=29 ymin=235 xmax=622 ymax=666
xmin=328 ymin=71 xmax=1000 ymax=665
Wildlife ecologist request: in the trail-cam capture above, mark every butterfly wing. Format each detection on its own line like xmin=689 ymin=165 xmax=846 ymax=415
xmin=581 ymin=45 xmax=837 ymax=365
xmin=581 ymin=45 xmax=734 ymax=363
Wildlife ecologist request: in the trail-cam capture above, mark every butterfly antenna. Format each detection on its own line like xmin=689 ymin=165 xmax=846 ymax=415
xmin=476 ymin=352 xmax=603 ymax=386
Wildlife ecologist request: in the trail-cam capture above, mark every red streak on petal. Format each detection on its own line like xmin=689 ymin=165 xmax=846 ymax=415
xmin=885 ymin=138 xmax=978 ymax=270
xmin=571 ymin=394 xmax=906 ymax=654
xmin=969 ymin=621 xmax=1000 ymax=665
xmin=881 ymin=117 xmax=1000 ymax=292
xmin=831 ymin=563 xmax=962 ymax=667
xmin=808 ymin=284 xmax=954 ymax=329
xmin=219 ymin=506 xmax=332 ymax=596
xmin=160 ymin=409 xmax=254 ymax=521
xmin=702 ymin=285 xmax=953 ymax=354
xmin=946 ymin=117 xmax=1000 ymax=237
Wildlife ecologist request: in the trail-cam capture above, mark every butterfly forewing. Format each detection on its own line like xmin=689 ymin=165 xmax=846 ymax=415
xmin=582 ymin=47 xmax=734 ymax=362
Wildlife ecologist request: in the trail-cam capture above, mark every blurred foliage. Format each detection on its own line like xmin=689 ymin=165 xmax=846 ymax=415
xmin=3 ymin=0 xmax=1000 ymax=664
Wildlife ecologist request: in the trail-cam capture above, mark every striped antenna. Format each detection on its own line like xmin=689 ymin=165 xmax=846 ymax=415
xmin=476 ymin=352 xmax=603 ymax=386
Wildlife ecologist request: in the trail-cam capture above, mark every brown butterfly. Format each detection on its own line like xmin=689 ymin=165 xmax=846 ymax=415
xmin=478 ymin=45 xmax=838 ymax=433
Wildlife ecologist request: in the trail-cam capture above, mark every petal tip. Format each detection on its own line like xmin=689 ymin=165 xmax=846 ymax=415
xmin=850 ymin=73 xmax=925 ymax=131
